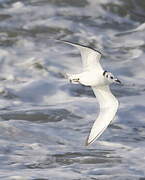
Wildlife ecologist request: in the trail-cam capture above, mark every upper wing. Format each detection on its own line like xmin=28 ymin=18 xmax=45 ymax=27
xmin=86 ymin=85 xmax=119 ymax=146
xmin=58 ymin=40 xmax=102 ymax=71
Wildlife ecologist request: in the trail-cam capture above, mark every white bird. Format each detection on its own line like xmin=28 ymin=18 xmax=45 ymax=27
xmin=58 ymin=40 xmax=121 ymax=146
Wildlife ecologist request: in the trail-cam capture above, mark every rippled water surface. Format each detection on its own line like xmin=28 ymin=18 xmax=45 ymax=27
xmin=0 ymin=0 xmax=145 ymax=179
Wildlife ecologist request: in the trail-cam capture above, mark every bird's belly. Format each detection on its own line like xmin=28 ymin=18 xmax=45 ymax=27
xmin=79 ymin=72 xmax=103 ymax=87
xmin=81 ymin=79 xmax=103 ymax=86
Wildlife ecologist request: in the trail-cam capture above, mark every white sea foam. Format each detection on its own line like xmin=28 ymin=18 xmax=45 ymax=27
xmin=0 ymin=0 xmax=144 ymax=179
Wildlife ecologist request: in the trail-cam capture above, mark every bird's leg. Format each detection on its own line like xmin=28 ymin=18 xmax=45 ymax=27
xmin=70 ymin=78 xmax=80 ymax=83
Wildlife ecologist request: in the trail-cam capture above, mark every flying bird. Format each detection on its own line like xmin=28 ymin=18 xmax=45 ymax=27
xmin=58 ymin=40 xmax=121 ymax=146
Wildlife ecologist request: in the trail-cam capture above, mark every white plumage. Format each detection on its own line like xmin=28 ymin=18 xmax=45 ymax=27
xmin=58 ymin=40 xmax=120 ymax=146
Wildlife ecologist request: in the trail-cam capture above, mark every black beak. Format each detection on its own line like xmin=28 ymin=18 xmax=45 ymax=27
xmin=115 ymin=79 xmax=121 ymax=84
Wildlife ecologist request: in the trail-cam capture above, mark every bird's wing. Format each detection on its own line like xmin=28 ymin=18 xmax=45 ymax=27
xmin=58 ymin=40 xmax=103 ymax=72
xmin=86 ymin=85 xmax=119 ymax=146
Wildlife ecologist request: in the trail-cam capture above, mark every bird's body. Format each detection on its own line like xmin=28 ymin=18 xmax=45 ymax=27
xmin=67 ymin=70 xmax=105 ymax=87
xmin=58 ymin=40 xmax=121 ymax=146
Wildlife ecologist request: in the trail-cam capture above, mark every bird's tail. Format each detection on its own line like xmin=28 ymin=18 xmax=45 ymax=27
xmin=65 ymin=73 xmax=80 ymax=84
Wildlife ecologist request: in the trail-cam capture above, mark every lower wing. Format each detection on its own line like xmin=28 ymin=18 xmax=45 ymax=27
xmin=86 ymin=85 xmax=119 ymax=146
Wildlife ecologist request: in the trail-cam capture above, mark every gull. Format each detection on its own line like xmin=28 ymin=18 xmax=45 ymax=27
xmin=58 ymin=40 xmax=121 ymax=146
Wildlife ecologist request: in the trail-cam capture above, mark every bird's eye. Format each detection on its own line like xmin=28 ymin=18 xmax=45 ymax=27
xmin=110 ymin=76 xmax=113 ymax=79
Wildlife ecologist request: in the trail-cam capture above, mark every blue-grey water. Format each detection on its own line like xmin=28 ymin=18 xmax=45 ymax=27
xmin=0 ymin=0 xmax=145 ymax=179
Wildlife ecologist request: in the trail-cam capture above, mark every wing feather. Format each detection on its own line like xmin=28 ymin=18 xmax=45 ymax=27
xmin=86 ymin=85 xmax=119 ymax=146
xmin=57 ymin=40 xmax=102 ymax=71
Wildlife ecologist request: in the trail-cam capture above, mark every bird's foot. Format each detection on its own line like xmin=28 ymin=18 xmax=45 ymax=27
xmin=65 ymin=73 xmax=80 ymax=84
xmin=70 ymin=78 xmax=80 ymax=83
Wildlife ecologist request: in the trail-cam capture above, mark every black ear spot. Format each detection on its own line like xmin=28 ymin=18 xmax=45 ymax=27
xmin=106 ymin=75 xmax=108 ymax=78
xmin=103 ymin=70 xmax=107 ymax=76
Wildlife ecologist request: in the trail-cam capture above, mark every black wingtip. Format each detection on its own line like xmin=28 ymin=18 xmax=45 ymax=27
xmin=85 ymin=137 xmax=90 ymax=146
xmin=55 ymin=39 xmax=102 ymax=55
xmin=85 ymin=138 xmax=95 ymax=147
xmin=85 ymin=135 xmax=95 ymax=147
xmin=85 ymin=142 xmax=89 ymax=146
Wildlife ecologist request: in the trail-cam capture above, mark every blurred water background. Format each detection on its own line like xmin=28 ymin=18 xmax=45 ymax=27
xmin=0 ymin=0 xmax=145 ymax=179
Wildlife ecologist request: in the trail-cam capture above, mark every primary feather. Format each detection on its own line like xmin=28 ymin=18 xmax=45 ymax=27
xmin=57 ymin=40 xmax=102 ymax=72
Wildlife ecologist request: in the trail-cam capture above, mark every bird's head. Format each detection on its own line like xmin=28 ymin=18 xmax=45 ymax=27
xmin=103 ymin=71 xmax=121 ymax=85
